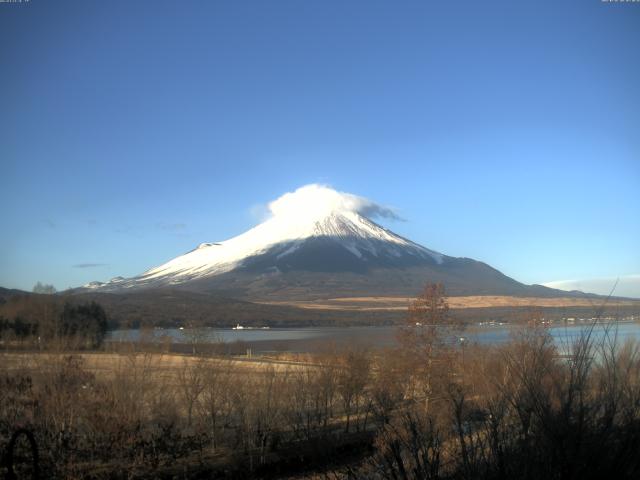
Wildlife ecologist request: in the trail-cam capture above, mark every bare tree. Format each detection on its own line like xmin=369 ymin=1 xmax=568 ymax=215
xmin=177 ymin=357 xmax=206 ymax=426
xmin=337 ymin=348 xmax=370 ymax=433
xmin=197 ymin=358 xmax=232 ymax=450
xmin=371 ymin=348 xmax=410 ymax=426
xmin=397 ymin=283 xmax=461 ymax=413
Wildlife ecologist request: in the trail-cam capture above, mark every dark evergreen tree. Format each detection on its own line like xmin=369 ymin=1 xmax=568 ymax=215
xmin=59 ymin=301 xmax=108 ymax=348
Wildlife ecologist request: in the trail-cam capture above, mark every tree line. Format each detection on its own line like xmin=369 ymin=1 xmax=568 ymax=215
xmin=0 ymin=294 xmax=109 ymax=349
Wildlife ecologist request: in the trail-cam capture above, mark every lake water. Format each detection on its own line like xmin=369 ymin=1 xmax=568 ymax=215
xmin=107 ymin=321 xmax=640 ymax=352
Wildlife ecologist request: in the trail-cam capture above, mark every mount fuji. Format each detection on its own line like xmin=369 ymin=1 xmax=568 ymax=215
xmin=83 ymin=185 xmax=563 ymax=300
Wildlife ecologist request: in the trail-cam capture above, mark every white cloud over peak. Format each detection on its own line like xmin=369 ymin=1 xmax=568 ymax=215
xmin=266 ymin=184 xmax=402 ymax=221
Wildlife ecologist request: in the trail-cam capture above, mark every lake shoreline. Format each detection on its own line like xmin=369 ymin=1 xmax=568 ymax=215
xmin=106 ymin=320 xmax=640 ymax=354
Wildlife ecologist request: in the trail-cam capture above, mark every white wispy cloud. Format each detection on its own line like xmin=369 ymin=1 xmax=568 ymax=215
xmin=544 ymin=274 xmax=640 ymax=299
xmin=264 ymin=184 xmax=403 ymax=221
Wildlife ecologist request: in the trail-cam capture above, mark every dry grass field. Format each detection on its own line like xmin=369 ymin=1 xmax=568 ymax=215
xmin=0 ymin=350 xmax=316 ymax=382
xmin=260 ymin=295 xmax=640 ymax=311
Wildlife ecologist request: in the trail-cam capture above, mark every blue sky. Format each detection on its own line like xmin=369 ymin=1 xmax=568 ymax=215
xmin=1 ymin=0 xmax=638 ymax=295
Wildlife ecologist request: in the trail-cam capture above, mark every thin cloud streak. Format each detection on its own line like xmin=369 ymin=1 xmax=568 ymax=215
xmin=544 ymin=274 xmax=640 ymax=299
xmin=156 ymin=222 xmax=187 ymax=231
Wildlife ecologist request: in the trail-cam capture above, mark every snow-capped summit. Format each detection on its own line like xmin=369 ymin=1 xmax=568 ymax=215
xmin=84 ymin=184 xmax=547 ymax=300
xmin=86 ymin=185 xmax=444 ymax=291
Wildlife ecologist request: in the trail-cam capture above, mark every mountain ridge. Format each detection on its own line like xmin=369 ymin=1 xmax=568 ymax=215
xmin=79 ymin=185 xmax=598 ymax=301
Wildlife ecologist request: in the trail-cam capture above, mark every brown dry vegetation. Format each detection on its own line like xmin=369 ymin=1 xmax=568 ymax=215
xmin=261 ymin=295 xmax=640 ymax=311
xmin=1 ymin=286 xmax=640 ymax=479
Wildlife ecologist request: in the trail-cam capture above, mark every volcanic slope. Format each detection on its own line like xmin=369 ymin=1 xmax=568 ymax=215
xmin=84 ymin=185 xmax=576 ymax=301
